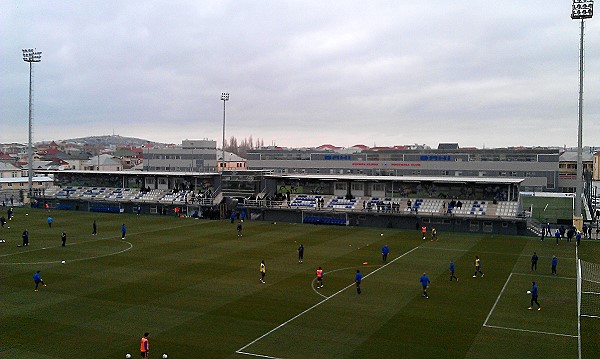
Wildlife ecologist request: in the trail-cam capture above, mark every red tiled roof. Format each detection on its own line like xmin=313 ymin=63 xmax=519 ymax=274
xmin=317 ymin=144 xmax=341 ymax=150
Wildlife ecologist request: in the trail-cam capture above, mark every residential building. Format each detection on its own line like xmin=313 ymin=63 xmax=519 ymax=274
xmin=143 ymin=139 xmax=217 ymax=172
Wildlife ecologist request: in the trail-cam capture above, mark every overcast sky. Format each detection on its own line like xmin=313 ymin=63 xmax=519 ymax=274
xmin=1 ymin=1 xmax=599 ymax=149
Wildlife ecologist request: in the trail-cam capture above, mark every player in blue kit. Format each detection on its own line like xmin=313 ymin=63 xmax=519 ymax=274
xmin=355 ymin=270 xmax=362 ymax=294
xmin=420 ymin=272 xmax=430 ymax=298
xmin=528 ymin=281 xmax=541 ymax=310
xmin=382 ymin=245 xmax=389 ymax=262
xmin=33 ymin=270 xmax=46 ymax=292
xmin=449 ymin=260 xmax=458 ymax=281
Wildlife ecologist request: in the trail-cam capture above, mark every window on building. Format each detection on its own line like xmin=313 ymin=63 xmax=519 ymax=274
xmin=351 ymin=182 xmax=364 ymax=191
xmin=372 ymin=183 xmax=384 ymax=192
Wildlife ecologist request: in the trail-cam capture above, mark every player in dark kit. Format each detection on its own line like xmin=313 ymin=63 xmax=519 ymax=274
xmin=22 ymin=229 xmax=29 ymax=246
xmin=298 ymin=244 xmax=304 ymax=263
xmin=61 ymin=231 xmax=67 ymax=247
xmin=531 ymin=252 xmax=538 ymax=271
xmin=237 ymin=221 xmax=243 ymax=237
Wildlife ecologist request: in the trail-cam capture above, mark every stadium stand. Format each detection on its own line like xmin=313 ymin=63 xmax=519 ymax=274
xmin=42 ymin=185 xmax=521 ymax=220
xmin=290 ymin=194 xmax=319 ymax=209
xmin=327 ymin=196 xmax=359 ymax=210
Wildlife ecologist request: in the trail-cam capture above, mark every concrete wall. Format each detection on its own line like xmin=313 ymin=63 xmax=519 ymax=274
xmin=248 ymin=208 xmax=528 ymax=236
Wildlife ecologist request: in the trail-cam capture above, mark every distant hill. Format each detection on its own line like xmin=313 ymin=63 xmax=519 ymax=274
xmin=62 ymin=135 xmax=165 ymax=147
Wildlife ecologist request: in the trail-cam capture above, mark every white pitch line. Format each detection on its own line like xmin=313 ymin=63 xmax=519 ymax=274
xmin=484 ymin=324 xmax=578 ymax=338
xmin=511 ymin=272 xmax=576 ymax=280
xmin=483 ymin=273 xmax=513 ymax=327
xmin=0 ymin=241 xmax=134 ymax=265
xmin=235 ymin=245 xmax=420 ymax=357
xmin=581 ymin=314 xmax=600 ymax=319
xmin=236 ymin=350 xmax=282 ymax=359
xmin=0 ymin=220 xmax=208 ymax=264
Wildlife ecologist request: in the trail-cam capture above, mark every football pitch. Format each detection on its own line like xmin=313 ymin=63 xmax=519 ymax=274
xmin=1 ymin=208 xmax=599 ymax=358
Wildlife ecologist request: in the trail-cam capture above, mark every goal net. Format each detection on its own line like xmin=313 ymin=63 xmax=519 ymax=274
xmin=578 ymin=259 xmax=600 ymax=319
xmin=301 ymin=210 xmax=348 ymax=226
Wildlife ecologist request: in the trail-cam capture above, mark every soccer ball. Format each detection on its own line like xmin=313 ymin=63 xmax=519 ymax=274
xmin=61 ymin=260 xmax=66 ymax=264
xmin=126 ymin=354 xmax=131 ymax=359
xmin=380 ymin=233 xmax=384 ymax=236
xmin=163 ymin=354 xmax=168 ymax=359
xmin=527 ymin=290 xmax=531 ymax=294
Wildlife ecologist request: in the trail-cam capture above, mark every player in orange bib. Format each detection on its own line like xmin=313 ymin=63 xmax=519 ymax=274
xmin=316 ymin=267 xmax=324 ymax=288
xmin=140 ymin=332 xmax=149 ymax=358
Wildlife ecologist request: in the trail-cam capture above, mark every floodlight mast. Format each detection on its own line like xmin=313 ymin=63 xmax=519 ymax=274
xmin=22 ymin=48 xmax=42 ymax=199
xmin=220 ymin=92 xmax=229 ymax=174
xmin=571 ymin=1 xmax=593 ymax=225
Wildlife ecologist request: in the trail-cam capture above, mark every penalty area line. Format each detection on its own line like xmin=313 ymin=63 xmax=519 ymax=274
xmin=483 ymin=272 xmax=512 ymax=327
xmin=235 ymin=350 xmax=282 ymax=359
xmin=483 ymin=324 xmax=578 ymax=338
xmin=235 ymin=245 xmax=421 ymax=357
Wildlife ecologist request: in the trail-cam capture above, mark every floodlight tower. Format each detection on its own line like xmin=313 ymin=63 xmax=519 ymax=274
xmin=22 ymin=48 xmax=42 ymax=198
xmin=571 ymin=1 xmax=594 ymax=227
xmin=220 ymin=92 xmax=229 ymax=173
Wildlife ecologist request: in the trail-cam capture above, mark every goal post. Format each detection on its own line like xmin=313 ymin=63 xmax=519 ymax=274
xmin=578 ymin=259 xmax=600 ymax=319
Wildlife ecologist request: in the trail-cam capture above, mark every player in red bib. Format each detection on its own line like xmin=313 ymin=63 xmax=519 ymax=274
xmin=316 ymin=267 xmax=324 ymax=288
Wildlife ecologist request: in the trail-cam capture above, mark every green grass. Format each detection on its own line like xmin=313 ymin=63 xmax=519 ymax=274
xmin=1 ymin=207 xmax=599 ymax=358
xmin=521 ymin=195 xmax=574 ymax=223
